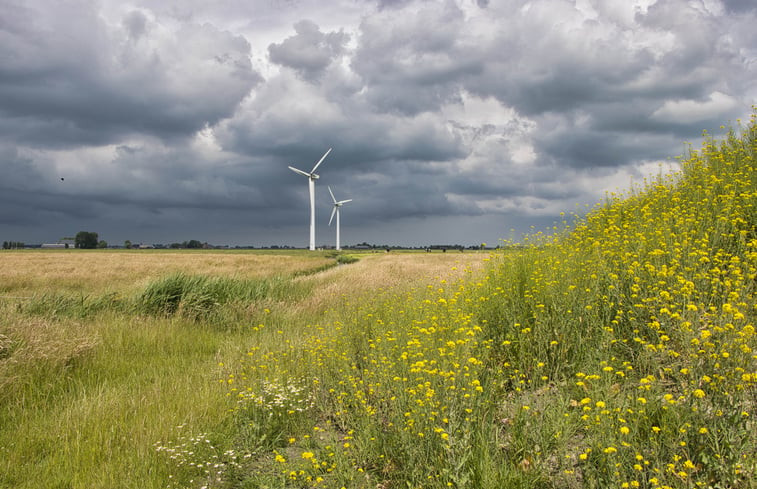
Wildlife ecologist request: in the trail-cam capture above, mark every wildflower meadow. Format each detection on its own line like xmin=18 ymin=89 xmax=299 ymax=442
xmin=214 ymin=115 xmax=755 ymax=488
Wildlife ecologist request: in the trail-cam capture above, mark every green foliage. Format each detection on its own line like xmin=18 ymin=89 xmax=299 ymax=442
xmin=322 ymin=251 xmax=360 ymax=264
xmin=137 ymin=273 xmax=308 ymax=320
xmin=290 ymin=253 xmax=359 ymax=277
xmin=335 ymin=254 xmax=359 ymax=264
xmin=20 ymin=292 xmax=123 ymax=318
xmin=75 ymin=231 xmax=99 ymax=249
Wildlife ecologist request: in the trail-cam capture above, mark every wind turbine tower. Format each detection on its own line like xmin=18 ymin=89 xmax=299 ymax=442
xmin=289 ymin=148 xmax=332 ymax=251
xmin=328 ymin=186 xmax=352 ymax=251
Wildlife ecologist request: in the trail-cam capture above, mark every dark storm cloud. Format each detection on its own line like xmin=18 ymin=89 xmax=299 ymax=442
xmin=467 ymin=1 xmax=748 ymax=120
xmin=0 ymin=143 xmax=100 ymax=227
xmin=1 ymin=0 xmax=756 ymax=247
xmin=217 ymin=70 xmax=467 ymax=169
xmin=535 ymin=129 xmax=672 ymax=170
xmin=78 ymin=144 xmax=288 ymax=215
xmin=374 ymin=0 xmax=414 ymax=10
xmin=351 ymin=1 xmax=483 ymax=115
xmin=123 ymin=10 xmax=149 ymax=40
xmin=718 ymin=0 xmax=756 ymax=14
xmin=0 ymin=0 xmax=260 ymax=148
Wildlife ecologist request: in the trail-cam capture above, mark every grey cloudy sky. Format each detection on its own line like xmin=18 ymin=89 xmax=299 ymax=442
xmin=1 ymin=0 xmax=755 ymax=247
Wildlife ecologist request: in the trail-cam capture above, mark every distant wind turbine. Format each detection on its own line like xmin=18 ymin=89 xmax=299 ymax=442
xmin=289 ymin=148 xmax=332 ymax=251
xmin=328 ymin=186 xmax=352 ymax=251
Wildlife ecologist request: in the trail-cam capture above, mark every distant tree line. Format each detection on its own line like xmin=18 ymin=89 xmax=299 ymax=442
xmin=4 ymin=235 xmax=491 ymax=251
xmin=177 ymin=240 xmax=204 ymax=249
xmin=123 ymin=239 xmax=205 ymax=249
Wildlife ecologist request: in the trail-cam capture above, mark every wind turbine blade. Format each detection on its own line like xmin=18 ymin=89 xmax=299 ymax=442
xmin=328 ymin=186 xmax=337 ymax=203
xmin=329 ymin=206 xmax=337 ymax=226
xmin=289 ymin=166 xmax=311 ymax=177
xmin=337 ymin=199 xmax=352 ymax=205
xmin=310 ymin=147 xmax=332 ymax=173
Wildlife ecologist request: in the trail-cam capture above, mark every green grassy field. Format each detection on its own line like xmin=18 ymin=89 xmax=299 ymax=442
xmin=1 ymin=115 xmax=756 ymax=489
xmin=0 ymin=249 xmax=486 ymax=488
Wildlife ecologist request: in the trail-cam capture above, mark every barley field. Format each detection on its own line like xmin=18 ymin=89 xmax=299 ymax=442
xmin=1 ymin=115 xmax=756 ymax=489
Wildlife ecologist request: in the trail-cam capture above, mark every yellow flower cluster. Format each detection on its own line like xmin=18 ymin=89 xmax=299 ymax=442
xmin=474 ymin=113 xmax=756 ymax=487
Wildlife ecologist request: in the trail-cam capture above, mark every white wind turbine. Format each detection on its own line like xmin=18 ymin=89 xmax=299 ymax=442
xmin=328 ymin=186 xmax=352 ymax=251
xmin=289 ymin=148 xmax=332 ymax=251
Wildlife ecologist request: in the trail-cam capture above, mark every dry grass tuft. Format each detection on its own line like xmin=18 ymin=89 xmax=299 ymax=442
xmin=0 ymin=316 xmax=100 ymax=388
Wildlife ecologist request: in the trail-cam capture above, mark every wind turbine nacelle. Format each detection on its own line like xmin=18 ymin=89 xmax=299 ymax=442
xmin=311 ymin=174 xmax=320 ymax=180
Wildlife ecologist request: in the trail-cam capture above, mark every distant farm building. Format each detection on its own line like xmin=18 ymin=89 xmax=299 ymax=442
xmin=41 ymin=243 xmax=67 ymax=249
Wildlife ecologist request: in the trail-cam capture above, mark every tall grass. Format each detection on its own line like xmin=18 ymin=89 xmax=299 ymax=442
xmin=0 ymin=249 xmax=486 ymax=488
xmin=0 ymin=313 xmax=232 ymax=489
xmin=137 ymin=273 xmax=309 ymax=320
xmin=0 ymin=252 xmax=355 ymax=488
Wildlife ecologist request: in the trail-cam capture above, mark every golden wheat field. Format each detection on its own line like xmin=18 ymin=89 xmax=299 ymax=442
xmin=0 ymin=250 xmax=485 ymax=292
xmin=0 ymin=250 xmax=334 ymax=296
